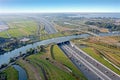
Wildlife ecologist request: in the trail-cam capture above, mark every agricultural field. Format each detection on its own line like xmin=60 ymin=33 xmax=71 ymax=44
xmin=72 ymin=36 xmax=120 ymax=75
xmin=0 ymin=17 xmax=38 ymax=38
xmin=17 ymin=45 xmax=86 ymax=80
xmin=0 ymin=16 xmax=84 ymax=40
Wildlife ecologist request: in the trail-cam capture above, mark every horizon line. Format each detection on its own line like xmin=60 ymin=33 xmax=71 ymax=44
xmin=0 ymin=11 xmax=120 ymax=14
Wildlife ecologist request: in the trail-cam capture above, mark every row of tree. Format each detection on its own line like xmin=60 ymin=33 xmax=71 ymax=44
xmin=85 ymin=21 xmax=120 ymax=31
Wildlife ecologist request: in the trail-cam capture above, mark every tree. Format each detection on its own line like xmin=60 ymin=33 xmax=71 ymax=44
xmin=40 ymin=45 xmax=46 ymax=52
xmin=9 ymin=58 xmax=15 ymax=63
xmin=0 ymin=64 xmax=7 ymax=69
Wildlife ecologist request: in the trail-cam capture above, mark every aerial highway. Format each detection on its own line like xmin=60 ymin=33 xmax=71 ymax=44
xmin=58 ymin=41 xmax=120 ymax=80
xmin=33 ymin=17 xmax=120 ymax=80
xmin=1 ymin=16 xmax=120 ymax=80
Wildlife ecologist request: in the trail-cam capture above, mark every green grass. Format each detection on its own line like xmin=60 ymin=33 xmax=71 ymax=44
xmin=2 ymin=66 xmax=18 ymax=80
xmin=82 ymin=47 xmax=120 ymax=75
xmin=17 ymin=45 xmax=87 ymax=80
xmin=0 ymin=31 xmax=8 ymax=38
xmin=52 ymin=45 xmax=87 ymax=80
xmin=40 ymin=32 xmax=64 ymax=40
xmin=8 ymin=20 xmax=37 ymax=37
xmin=30 ymin=57 xmax=76 ymax=80
xmin=28 ymin=53 xmax=77 ymax=80
xmin=40 ymin=31 xmax=80 ymax=41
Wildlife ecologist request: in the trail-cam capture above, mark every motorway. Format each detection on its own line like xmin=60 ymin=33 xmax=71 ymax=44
xmin=38 ymin=18 xmax=120 ymax=80
xmin=39 ymin=18 xmax=57 ymax=34
xmin=29 ymin=17 xmax=57 ymax=34
xmin=58 ymin=41 xmax=120 ymax=80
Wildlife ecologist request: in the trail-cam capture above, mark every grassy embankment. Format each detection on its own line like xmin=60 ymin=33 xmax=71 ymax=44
xmin=73 ymin=38 xmax=120 ymax=75
xmin=52 ymin=45 xmax=87 ymax=80
xmin=0 ymin=66 xmax=18 ymax=80
xmin=17 ymin=45 xmax=87 ymax=80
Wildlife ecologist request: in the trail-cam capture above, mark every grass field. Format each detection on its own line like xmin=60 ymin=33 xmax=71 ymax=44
xmin=40 ymin=30 xmax=81 ymax=41
xmin=40 ymin=32 xmax=64 ymax=40
xmin=0 ymin=31 xmax=9 ymax=38
xmin=17 ymin=45 xmax=87 ymax=80
xmin=0 ymin=19 xmax=38 ymax=38
xmin=0 ymin=66 xmax=18 ymax=80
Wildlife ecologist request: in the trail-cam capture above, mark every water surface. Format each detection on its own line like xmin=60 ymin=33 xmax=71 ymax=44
xmin=13 ymin=65 xmax=27 ymax=80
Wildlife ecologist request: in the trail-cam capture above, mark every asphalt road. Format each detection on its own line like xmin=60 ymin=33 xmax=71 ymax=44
xmin=58 ymin=41 xmax=120 ymax=80
xmin=39 ymin=18 xmax=57 ymax=34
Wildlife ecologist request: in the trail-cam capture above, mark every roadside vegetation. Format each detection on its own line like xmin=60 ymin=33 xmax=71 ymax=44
xmin=72 ymin=36 xmax=120 ymax=75
xmin=52 ymin=45 xmax=87 ymax=80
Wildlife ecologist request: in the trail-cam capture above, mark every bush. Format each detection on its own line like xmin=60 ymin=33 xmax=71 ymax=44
xmin=0 ymin=64 xmax=7 ymax=69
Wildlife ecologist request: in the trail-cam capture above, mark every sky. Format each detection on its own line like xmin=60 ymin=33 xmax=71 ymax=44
xmin=0 ymin=0 xmax=120 ymax=13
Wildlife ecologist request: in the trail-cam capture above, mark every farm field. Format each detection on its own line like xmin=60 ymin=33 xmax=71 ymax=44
xmin=0 ymin=18 xmax=38 ymax=38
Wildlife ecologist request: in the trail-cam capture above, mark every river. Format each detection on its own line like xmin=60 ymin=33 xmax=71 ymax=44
xmin=0 ymin=34 xmax=90 ymax=66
